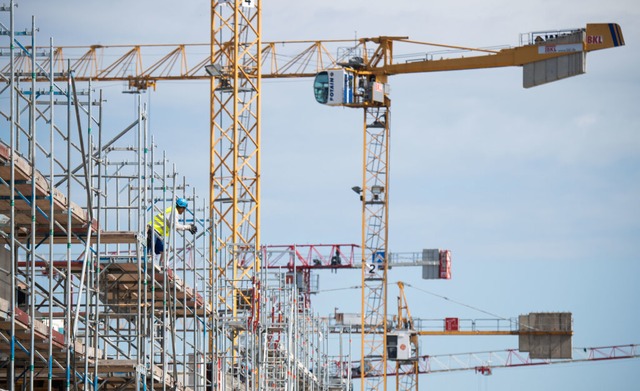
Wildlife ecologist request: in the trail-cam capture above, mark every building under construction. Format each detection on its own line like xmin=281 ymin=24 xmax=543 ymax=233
xmin=0 ymin=4 xmax=335 ymax=391
xmin=0 ymin=2 xmax=635 ymax=391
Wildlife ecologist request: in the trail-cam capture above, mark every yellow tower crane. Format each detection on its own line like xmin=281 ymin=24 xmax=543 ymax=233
xmin=309 ymin=23 xmax=624 ymax=391
xmin=362 ymin=282 xmax=637 ymax=386
xmin=22 ymin=17 xmax=625 ymax=391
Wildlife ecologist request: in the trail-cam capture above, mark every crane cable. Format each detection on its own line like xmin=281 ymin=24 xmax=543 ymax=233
xmin=401 ymin=282 xmax=515 ymax=325
xmin=316 ymin=285 xmax=361 ymax=293
xmin=317 ymin=282 xmax=511 ymax=320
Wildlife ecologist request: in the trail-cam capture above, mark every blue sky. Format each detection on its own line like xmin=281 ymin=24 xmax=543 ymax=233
xmin=14 ymin=0 xmax=640 ymax=389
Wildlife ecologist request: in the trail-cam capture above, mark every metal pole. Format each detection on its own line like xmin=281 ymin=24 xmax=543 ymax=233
xmin=136 ymin=98 xmax=153 ymax=391
xmin=148 ymin=133 xmax=156 ymax=391
xmin=137 ymin=92 xmax=146 ymax=391
xmin=93 ymin=88 xmax=104 ymax=391
xmin=182 ymin=175 xmax=188 ymax=389
xmin=8 ymin=1 xmax=16 ymax=389
xmin=65 ymin=58 xmax=72 ymax=391
xmin=170 ymin=163 xmax=178 ymax=388
xmin=28 ymin=15 xmax=36 ymax=391
xmin=83 ymin=77 xmax=92 ymax=391
xmin=48 ymin=35 xmax=55 ymax=391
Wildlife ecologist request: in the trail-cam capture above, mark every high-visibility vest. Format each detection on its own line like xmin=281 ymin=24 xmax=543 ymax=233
xmin=151 ymin=206 xmax=174 ymax=237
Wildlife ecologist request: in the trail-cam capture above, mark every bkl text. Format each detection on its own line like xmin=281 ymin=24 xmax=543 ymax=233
xmin=587 ymin=35 xmax=603 ymax=44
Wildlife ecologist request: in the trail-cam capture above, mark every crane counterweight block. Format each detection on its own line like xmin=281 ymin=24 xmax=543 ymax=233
xmin=524 ymin=23 xmax=624 ymax=88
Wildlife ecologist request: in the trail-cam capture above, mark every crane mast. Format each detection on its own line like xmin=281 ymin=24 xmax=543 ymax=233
xmin=360 ymin=103 xmax=391 ymax=391
xmin=210 ymin=0 xmax=261 ymax=389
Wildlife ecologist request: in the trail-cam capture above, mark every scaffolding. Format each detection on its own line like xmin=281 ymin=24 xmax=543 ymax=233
xmin=258 ymin=269 xmax=328 ymax=391
xmin=0 ymin=4 xmax=334 ymax=391
xmin=0 ymin=4 xmax=212 ymax=390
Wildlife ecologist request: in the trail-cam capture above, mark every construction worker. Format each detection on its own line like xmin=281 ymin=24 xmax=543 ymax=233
xmin=147 ymin=197 xmax=198 ymax=259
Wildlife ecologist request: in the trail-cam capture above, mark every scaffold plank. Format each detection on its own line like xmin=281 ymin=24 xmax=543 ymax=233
xmin=0 ymin=142 xmax=98 ymax=235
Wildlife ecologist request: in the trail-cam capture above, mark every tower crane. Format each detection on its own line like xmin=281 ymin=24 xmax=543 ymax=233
xmin=346 ymin=282 xmax=638 ymax=387
xmin=12 ymin=8 xmax=626 ymax=390
xmin=309 ymin=23 xmax=624 ymax=391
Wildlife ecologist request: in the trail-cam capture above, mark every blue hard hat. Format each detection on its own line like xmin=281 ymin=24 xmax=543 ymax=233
xmin=176 ymin=198 xmax=188 ymax=208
